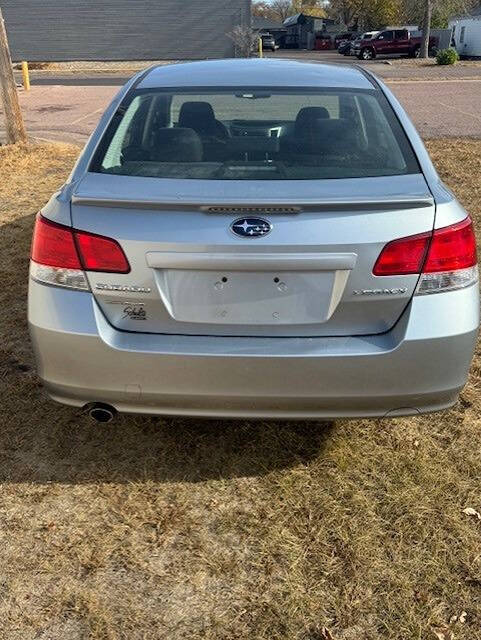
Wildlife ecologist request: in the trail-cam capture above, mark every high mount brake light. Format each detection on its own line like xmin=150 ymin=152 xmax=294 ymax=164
xmin=373 ymin=217 xmax=478 ymax=294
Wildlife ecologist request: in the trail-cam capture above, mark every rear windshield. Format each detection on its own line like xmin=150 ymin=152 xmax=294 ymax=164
xmin=91 ymin=87 xmax=420 ymax=180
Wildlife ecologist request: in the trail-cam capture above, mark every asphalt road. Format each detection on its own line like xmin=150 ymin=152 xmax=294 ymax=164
xmin=15 ymin=73 xmax=131 ymax=86
xmin=389 ymin=79 xmax=481 ymax=138
xmin=2 ymin=66 xmax=481 ymax=143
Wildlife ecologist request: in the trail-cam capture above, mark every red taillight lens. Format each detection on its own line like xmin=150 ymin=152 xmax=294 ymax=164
xmin=31 ymin=215 xmax=82 ymax=269
xmin=31 ymin=215 xmax=130 ymax=274
xmin=373 ymin=217 xmax=477 ymax=276
xmin=75 ymin=231 xmax=130 ymax=273
xmin=423 ymin=217 xmax=477 ymax=273
xmin=373 ymin=231 xmax=430 ymax=276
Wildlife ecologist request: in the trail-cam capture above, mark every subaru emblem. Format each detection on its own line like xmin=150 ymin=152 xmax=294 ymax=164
xmin=231 ymin=218 xmax=272 ymax=238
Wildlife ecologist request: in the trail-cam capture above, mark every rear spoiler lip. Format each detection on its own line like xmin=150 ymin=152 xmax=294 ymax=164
xmin=71 ymin=195 xmax=434 ymax=212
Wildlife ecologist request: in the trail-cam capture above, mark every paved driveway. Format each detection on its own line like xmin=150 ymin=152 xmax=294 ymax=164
xmin=1 ymin=73 xmax=481 ymax=144
xmin=11 ymin=83 xmax=118 ymax=144
xmin=388 ymin=79 xmax=481 ymax=138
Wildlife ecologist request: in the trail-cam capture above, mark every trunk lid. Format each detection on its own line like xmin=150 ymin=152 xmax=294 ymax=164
xmin=71 ymin=172 xmax=435 ymax=337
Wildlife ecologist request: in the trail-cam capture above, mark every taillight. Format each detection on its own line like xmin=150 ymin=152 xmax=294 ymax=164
xmin=31 ymin=215 xmax=81 ymax=269
xmin=423 ymin=218 xmax=477 ymax=272
xmin=30 ymin=214 xmax=130 ymax=290
xmin=75 ymin=231 xmax=130 ymax=273
xmin=373 ymin=231 xmax=430 ymax=276
xmin=373 ymin=217 xmax=478 ymax=295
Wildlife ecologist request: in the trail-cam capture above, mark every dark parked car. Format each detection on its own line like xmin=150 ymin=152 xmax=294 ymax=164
xmin=337 ymin=40 xmax=352 ymax=55
xmin=337 ymin=33 xmax=359 ymax=55
xmin=356 ymin=29 xmax=438 ymax=59
xmin=335 ymin=31 xmax=357 ymax=48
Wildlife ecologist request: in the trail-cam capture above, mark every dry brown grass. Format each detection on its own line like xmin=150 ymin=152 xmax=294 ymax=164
xmin=13 ymin=62 xmax=57 ymax=71
xmin=1 ymin=140 xmax=481 ymax=640
xmin=389 ymin=58 xmax=481 ymax=68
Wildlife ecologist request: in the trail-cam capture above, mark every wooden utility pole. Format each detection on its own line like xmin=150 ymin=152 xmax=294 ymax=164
xmin=0 ymin=7 xmax=27 ymax=144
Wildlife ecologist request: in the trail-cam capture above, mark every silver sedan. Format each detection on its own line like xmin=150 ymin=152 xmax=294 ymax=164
xmin=28 ymin=59 xmax=479 ymax=421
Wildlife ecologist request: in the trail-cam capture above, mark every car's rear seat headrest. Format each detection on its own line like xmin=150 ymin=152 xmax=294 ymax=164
xmin=293 ymin=118 xmax=359 ymax=155
xmin=316 ymin=119 xmax=357 ymax=147
xmin=295 ymin=106 xmax=330 ymax=135
xmin=151 ymin=127 xmax=203 ymax=162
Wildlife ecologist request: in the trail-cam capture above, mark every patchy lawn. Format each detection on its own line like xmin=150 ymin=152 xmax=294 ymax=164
xmin=0 ymin=140 xmax=480 ymax=640
xmin=389 ymin=58 xmax=481 ymax=68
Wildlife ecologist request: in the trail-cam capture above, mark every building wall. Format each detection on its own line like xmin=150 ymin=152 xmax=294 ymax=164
xmin=2 ymin=0 xmax=251 ymax=61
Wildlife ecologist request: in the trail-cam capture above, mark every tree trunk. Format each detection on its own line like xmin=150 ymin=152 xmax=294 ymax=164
xmin=420 ymin=0 xmax=433 ymax=59
xmin=0 ymin=8 xmax=27 ymax=144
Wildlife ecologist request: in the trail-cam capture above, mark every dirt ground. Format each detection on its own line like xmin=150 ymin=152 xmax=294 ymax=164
xmin=0 ymin=140 xmax=481 ymax=640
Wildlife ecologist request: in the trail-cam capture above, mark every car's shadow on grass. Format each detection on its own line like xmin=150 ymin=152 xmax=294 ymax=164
xmin=1 ymin=212 xmax=333 ymax=484
xmin=2 ymin=385 xmax=334 ymax=483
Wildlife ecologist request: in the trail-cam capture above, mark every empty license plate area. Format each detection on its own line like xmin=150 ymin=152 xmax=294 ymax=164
xmin=154 ymin=269 xmax=352 ymax=325
xmin=147 ymin=251 xmax=356 ymax=326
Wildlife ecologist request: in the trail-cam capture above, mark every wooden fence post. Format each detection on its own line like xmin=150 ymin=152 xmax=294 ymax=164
xmin=0 ymin=7 xmax=27 ymax=144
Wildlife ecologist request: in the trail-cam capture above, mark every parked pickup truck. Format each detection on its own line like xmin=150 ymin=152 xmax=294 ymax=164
xmin=354 ymin=29 xmax=438 ymax=60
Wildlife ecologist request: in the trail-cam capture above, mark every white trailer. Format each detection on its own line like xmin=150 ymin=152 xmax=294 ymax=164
xmin=449 ymin=14 xmax=481 ymax=58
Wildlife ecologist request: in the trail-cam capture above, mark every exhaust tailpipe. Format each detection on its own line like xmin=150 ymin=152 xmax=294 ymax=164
xmin=87 ymin=403 xmax=117 ymax=423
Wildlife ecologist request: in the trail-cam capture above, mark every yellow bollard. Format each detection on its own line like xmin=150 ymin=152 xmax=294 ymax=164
xmin=258 ymin=37 xmax=263 ymax=58
xmin=21 ymin=60 xmax=30 ymax=91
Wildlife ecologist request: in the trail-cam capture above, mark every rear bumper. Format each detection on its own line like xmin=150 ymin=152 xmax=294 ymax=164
xmin=28 ymin=279 xmax=479 ymax=418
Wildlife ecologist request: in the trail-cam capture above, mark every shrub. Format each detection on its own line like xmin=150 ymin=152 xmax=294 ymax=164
xmin=227 ymin=25 xmax=258 ymax=58
xmin=436 ymin=48 xmax=459 ymax=65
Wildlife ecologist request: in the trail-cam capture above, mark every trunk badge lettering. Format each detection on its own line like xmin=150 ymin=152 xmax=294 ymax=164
xmin=353 ymin=287 xmax=408 ymax=296
xmin=96 ymin=284 xmax=151 ymax=293
xmin=122 ymin=304 xmax=147 ymax=321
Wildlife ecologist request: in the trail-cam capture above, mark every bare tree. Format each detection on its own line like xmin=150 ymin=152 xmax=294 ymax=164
xmin=291 ymin=0 xmax=327 ymax=17
xmin=327 ymin=0 xmax=361 ymax=27
xmin=270 ymin=0 xmax=293 ymax=22
xmin=255 ymin=0 xmax=326 ymax=24
xmin=227 ymin=25 xmax=259 ymax=58
xmin=252 ymin=1 xmax=276 ymax=18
